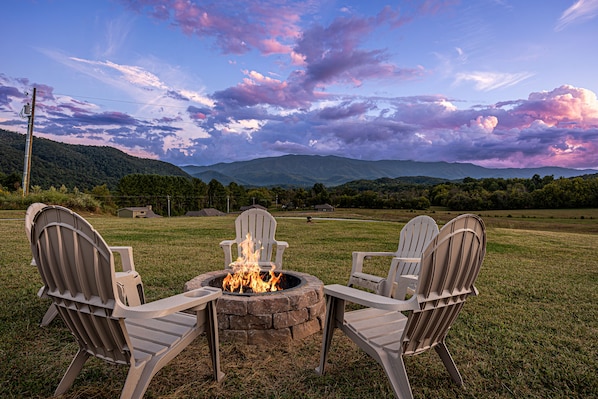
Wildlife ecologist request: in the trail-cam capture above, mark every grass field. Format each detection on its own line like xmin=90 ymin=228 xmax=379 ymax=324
xmin=1 ymin=208 xmax=597 ymax=398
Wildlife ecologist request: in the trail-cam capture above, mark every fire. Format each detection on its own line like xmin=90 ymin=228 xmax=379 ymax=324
xmin=222 ymin=233 xmax=282 ymax=293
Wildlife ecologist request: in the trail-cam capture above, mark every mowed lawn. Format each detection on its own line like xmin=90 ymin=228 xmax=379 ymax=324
xmin=0 ymin=208 xmax=597 ymax=398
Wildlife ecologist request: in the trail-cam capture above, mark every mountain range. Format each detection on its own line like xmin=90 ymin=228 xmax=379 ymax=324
xmin=2 ymin=129 xmax=596 ymax=189
xmin=0 ymin=129 xmax=188 ymax=190
xmin=181 ymin=155 xmax=597 ymax=187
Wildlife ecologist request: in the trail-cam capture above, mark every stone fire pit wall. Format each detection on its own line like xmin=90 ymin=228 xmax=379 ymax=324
xmin=184 ymin=270 xmax=325 ymax=345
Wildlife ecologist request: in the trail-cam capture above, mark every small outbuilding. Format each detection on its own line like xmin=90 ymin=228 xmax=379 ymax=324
xmin=315 ymin=203 xmax=335 ymax=212
xmin=117 ymin=206 xmax=161 ymax=218
xmin=186 ymin=208 xmax=226 ymax=217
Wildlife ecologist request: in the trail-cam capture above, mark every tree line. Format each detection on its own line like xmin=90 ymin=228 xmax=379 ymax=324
xmin=2 ymin=172 xmax=598 ymax=214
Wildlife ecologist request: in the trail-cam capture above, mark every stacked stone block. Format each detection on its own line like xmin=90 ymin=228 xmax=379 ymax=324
xmin=185 ymin=270 xmax=325 ymax=345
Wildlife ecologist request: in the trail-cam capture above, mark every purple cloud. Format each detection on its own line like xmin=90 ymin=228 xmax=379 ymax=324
xmin=4 ymin=70 xmax=597 ymax=169
xmin=296 ymin=14 xmax=424 ymax=88
xmin=69 ymin=111 xmax=139 ymax=126
xmin=0 ymin=85 xmax=24 ymax=108
xmin=123 ymin=1 xmax=427 ymax=113
xmin=212 ymin=71 xmax=315 ymax=109
xmin=318 ymin=101 xmax=375 ymax=120
xmin=120 ymin=0 xmax=305 ymax=55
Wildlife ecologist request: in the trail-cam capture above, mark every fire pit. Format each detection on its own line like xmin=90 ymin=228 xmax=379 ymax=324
xmin=184 ymin=270 xmax=325 ymax=345
xmin=206 ymin=271 xmax=305 ymax=294
xmin=185 ymin=233 xmax=325 ymax=345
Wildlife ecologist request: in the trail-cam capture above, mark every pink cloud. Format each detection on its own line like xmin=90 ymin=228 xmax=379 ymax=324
xmin=260 ymin=38 xmax=293 ymax=55
xmin=514 ymin=85 xmax=598 ymax=127
xmin=301 ymin=85 xmax=598 ymax=169
xmin=213 ymin=69 xmax=315 ymax=109
xmin=295 ymin=14 xmax=425 ymax=89
xmin=122 ymin=0 xmax=305 ymax=55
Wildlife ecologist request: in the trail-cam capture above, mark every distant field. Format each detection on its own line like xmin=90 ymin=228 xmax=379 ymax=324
xmin=1 ymin=208 xmax=596 ymax=398
xmin=279 ymin=207 xmax=598 ymax=234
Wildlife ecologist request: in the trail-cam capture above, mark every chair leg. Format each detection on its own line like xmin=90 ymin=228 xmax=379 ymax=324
xmin=380 ymin=352 xmax=413 ymax=399
xmin=40 ymin=303 xmax=58 ymax=327
xmin=206 ymin=301 xmax=225 ymax=382
xmin=435 ymin=341 xmax=463 ymax=386
xmin=315 ymin=296 xmax=337 ymax=375
xmin=121 ymin=363 xmax=148 ymax=399
xmin=54 ymin=349 xmax=89 ymax=396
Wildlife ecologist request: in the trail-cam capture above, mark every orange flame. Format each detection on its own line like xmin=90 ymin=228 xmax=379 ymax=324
xmin=222 ymin=233 xmax=282 ymax=293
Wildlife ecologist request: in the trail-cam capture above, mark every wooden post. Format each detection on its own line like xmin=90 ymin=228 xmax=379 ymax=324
xmin=22 ymin=87 xmax=36 ymax=196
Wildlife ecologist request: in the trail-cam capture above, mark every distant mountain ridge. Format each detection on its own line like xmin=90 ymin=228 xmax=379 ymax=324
xmin=2 ymin=129 xmax=596 ymax=190
xmin=182 ymin=154 xmax=597 ymax=187
xmin=0 ymin=129 xmax=189 ymax=190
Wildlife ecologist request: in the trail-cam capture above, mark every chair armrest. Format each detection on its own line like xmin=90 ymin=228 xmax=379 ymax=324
xmin=347 ymin=272 xmax=387 ymax=294
xmin=348 ymin=251 xmax=396 ymax=293
xmin=219 ymin=240 xmax=234 ymax=248
xmin=393 ymin=256 xmax=421 ymax=263
xmin=220 ymin=240 xmax=235 ymax=268
xmin=274 ymin=240 xmax=289 ymax=249
xmin=386 ymin=256 xmax=421 ymax=295
xmin=273 ymin=240 xmax=289 ymax=269
xmin=324 ymin=284 xmax=418 ymax=312
xmin=109 ymin=246 xmax=135 ymax=272
xmin=352 ymin=272 xmax=385 ymax=284
xmin=115 ymin=270 xmax=145 ymax=306
xmin=392 ymin=274 xmax=418 ymax=299
xmin=113 ymin=286 xmax=222 ymax=319
xmin=351 ymin=251 xmax=396 ymax=274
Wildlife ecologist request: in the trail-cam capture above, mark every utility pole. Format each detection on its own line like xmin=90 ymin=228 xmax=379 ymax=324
xmin=21 ymin=87 xmax=36 ymax=196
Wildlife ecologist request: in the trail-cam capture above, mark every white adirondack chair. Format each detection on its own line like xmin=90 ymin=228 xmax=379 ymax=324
xmin=317 ymin=214 xmax=486 ymax=399
xmin=348 ymin=215 xmax=439 ymax=298
xmin=30 ymin=205 xmax=225 ymax=399
xmin=24 ymin=202 xmax=46 ymax=266
xmin=26 ymin=203 xmax=145 ymax=326
xmin=220 ymin=208 xmax=288 ymax=269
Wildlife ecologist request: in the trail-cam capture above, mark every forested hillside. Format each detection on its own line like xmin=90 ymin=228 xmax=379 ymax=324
xmin=0 ymin=129 xmax=189 ymax=190
xmin=2 ymin=129 xmax=598 ymax=215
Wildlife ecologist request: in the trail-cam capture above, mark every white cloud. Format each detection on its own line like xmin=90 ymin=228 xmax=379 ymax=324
xmin=215 ymin=118 xmax=267 ymax=138
xmin=469 ymin=115 xmax=498 ymax=134
xmin=555 ymin=0 xmax=598 ymax=31
xmin=70 ymin=58 xmax=167 ymax=89
xmin=178 ymin=89 xmax=214 ymax=107
xmin=454 ymin=71 xmax=534 ymax=91
xmin=97 ymin=14 xmax=134 ymax=58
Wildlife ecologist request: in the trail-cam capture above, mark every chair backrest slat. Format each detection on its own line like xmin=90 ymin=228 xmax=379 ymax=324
xmin=402 ymin=214 xmax=486 ymax=356
xmin=392 ymin=215 xmax=439 ymax=278
xmin=235 ymin=209 xmax=278 ymax=263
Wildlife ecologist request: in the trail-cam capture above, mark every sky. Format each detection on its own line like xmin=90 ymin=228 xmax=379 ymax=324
xmin=1 ymin=0 xmax=598 ymax=169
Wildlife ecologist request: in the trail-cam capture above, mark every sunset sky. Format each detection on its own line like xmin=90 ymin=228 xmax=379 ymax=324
xmin=1 ymin=0 xmax=598 ymax=169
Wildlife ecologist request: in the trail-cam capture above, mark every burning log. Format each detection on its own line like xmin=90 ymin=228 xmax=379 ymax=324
xmin=222 ymin=233 xmax=282 ymax=293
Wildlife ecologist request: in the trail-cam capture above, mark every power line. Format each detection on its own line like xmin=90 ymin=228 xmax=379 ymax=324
xmin=53 ymin=93 xmax=195 ymax=110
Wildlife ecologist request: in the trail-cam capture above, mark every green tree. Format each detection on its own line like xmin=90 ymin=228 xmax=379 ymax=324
xmin=247 ymin=187 xmax=272 ymax=208
xmin=227 ymin=182 xmax=248 ymax=211
xmin=310 ymin=183 xmax=330 ymax=206
xmin=207 ymin=179 xmax=228 ymax=211
xmin=116 ymin=174 xmax=199 ymax=215
xmin=90 ymin=184 xmax=116 ymax=212
xmin=191 ymin=178 xmax=209 ymax=210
